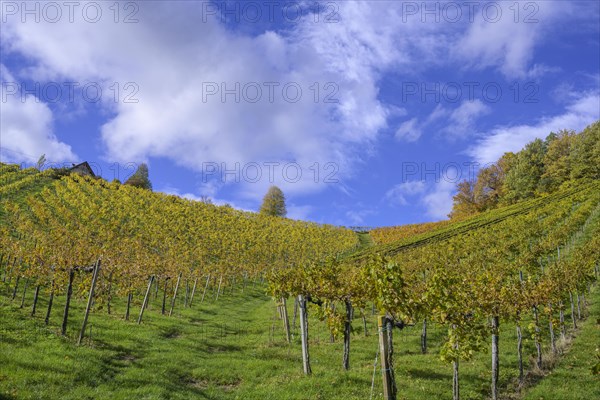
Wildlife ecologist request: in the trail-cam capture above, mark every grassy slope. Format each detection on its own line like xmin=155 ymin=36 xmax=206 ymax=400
xmin=1 ymin=277 xmax=598 ymax=400
xmin=520 ymin=293 xmax=600 ymax=400
xmin=1 ymin=172 xmax=598 ymax=399
xmin=356 ymin=232 xmax=374 ymax=249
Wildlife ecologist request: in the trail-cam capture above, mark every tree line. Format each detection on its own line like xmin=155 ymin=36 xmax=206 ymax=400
xmin=450 ymin=120 xmax=599 ymax=219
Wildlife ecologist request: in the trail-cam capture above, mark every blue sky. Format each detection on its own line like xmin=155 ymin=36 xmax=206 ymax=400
xmin=1 ymin=1 xmax=599 ymax=227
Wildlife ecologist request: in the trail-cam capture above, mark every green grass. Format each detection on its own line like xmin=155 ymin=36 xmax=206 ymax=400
xmin=357 ymin=232 xmax=375 ymax=249
xmin=1 ymin=277 xmax=598 ymax=400
xmin=1 ymin=174 xmax=598 ymax=399
xmin=521 ymin=293 xmax=600 ymax=400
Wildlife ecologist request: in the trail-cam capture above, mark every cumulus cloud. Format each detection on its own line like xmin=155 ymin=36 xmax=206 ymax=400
xmin=342 ymin=200 xmax=378 ymax=225
xmin=397 ymin=100 xmax=489 ymax=142
xmin=468 ymin=93 xmax=600 ymax=164
xmin=443 ymin=99 xmax=490 ymax=139
xmin=287 ymin=204 xmax=314 ymax=221
xmin=160 ymin=186 xmax=254 ymax=212
xmin=2 ymin=2 xmax=428 ymax=200
xmin=0 ymin=1 xmax=467 ymax=200
xmin=0 ymin=65 xmax=76 ymax=164
xmin=385 ymin=180 xmax=427 ymax=206
xmin=454 ymin=1 xmax=564 ymax=79
xmin=385 ymin=179 xmax=455 ymax=220
xmin=395 ymin=118 xmax=422 ymax=142
xmin=2 ymin=0 xmax=595 ymax=210
xmin=422 ymin=180 xmax=456 ymax=220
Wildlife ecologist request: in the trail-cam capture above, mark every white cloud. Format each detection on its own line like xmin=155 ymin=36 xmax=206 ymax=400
xmin=468 ymin=93 xmax=600 ymax=164
xmin=345 ymin=208 xmax=375 ymax=225
xmin=161 ymin=187 xmax=313 ymax=220
xmin=526 ymin=64 xmax=561 ymax=79
xmin=397 ymin=100 xmax=489 ymax=142
xmin=385 ymin=179 xmax=455 ymax=220
xmin=385 ymin=180 xmax=426 ymax=206
xmin=287 ymin=204 xmax=314 ymax=221
xmin=443 ymin=99 xmax=490 ymax=139
xmin=2 ymin=1 xmax=595 ymax=207
xmin=0 ymin=1 xmax=466 ymax=200
xmin=160 ymin=186 xmax=254 ymax=213
xmin=0 ymin=65 xmax=76 ymax=164
xmin=454 ymin=2 xmax=563 ymax=79
xmin=2 ymin=2 xmax=433 ymax=199
xmin=395 ymin=118 xmax=422 ymax=142
xmin=427 ymin=104 xmax=449 ymax=124
xmin=422 ymin=180 xmax=455 ymax=220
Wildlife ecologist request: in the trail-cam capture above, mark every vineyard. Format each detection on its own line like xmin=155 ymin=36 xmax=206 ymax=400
xmin=269 ymin=180 xmax=600 ymax=399
xmin=369 ymin=220 xmax=452 ymax=245
xmin=1 ymin=163 xmax=599 ymax=400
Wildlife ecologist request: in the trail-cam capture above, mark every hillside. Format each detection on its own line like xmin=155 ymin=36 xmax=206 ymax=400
xmin=1 ymin=164 xmax=599 ymax=400
xmin=369 ymin=220 xmax=452 ymax=245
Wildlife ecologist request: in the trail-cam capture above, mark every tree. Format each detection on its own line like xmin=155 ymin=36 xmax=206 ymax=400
xmin=570 ymin=121 xmax=600 ymax=180
xmin=503 ymin=139 xmax=546 ymax=203
xmin=539 ymin=129 xmax=576 ymax=193
xmin=259 ymin=186 xmax=287 ymax=217
xmin=450 ymin=120 xmax=599 ymax=216
xmin=449 ymin=180 xmax=477 ymax=219
xmin=473 ymin=163 xmax=506 ymax=211
xmin=125 ymin=163 xmax=152 ymax=190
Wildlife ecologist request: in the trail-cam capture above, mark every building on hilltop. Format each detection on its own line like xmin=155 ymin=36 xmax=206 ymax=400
xmin=69 ymin=162 xmax=96 ymax=177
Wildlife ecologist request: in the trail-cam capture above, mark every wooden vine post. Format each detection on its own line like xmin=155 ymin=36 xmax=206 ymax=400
xmin=452 ymin=324 xmax=459 ymax=400
xmin=11 ymin=275 xmax=20 ymax=300
xmin=161 ymin=278 xmax=169 ymax=315
xmin=342 ymin=300 xmax=353 ymax=370
xmin=78 ymin=259 xmax=101 ymax=345
xmin=184 ymin=279 xmax=189 ymax=307
xmin=569 ymin=292 xmax=577 ymax=329
xmin=292 ymin=297 xmax=299 ymax=332
xmin=533 ymin=306 xmax=542 ymax=369
xmin=45 ymin=280 xmax=55 ymax=325
xmin=378 ymin=315 xmax=396 ymax=400
xmin=61 ymin=269 xmax=75 ymax=335
xmin=31 ymin=285 xmax=40 ymax=316
xmin=215 ymin=275 xmax=223 ymax=301
xmin=125 ymin=292 xmax=132 ymax=320
xmin=169 ymin=272 xmax=182 ymax=317
xmin=281 ymin=297 xmax=291 ymax=343
xmin=453 ymin=352 xmax=459 ymax=400
xmin=421 ymin=319 xmax=427 ymax=354
xmin=298 ymin=295 xmax=311 ymax=375
xmin=549 ymin=307 xmax=557 ymax=354
xmin=189 ymin=277 xmax=198 ymax=306
xmin=516 ymin=321 xmax=523 ymax=383
xmin=19 ymin=278 xmax=28 ymax=308
xmin=360 ymin=308 xmax=368 ymax=336
xmin=137 ymin=275 xmax=155 ymax=324
xmin=491 ymin=316 xmax=500 ymax=400
xmin=559 ymin=302 xmax=566 ymax=340
xmin=201 ymin=274 xmax=210 ymax=303
xmin=106 ymin=271 xmax=113 ymax=314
